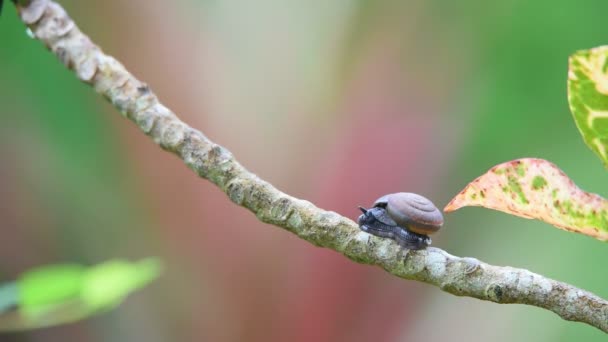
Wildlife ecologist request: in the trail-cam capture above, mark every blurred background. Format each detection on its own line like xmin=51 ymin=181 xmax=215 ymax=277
xmin=2 ymin=0 xmax=608 ymax=341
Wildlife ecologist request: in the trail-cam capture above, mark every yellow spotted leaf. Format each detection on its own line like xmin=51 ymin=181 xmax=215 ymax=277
xmin=568 ymin=46 xmax=608 ymax=168
xmin=445 ymin=158 xmax=608 ymax=241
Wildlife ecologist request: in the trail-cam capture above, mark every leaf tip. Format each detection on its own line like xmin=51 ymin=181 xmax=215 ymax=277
xmin=443 ymin=201 xmax=460 ymax=213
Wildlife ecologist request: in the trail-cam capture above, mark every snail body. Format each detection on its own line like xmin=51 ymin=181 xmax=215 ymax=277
xmin=357 ymin=192 xmax=443 ymax=250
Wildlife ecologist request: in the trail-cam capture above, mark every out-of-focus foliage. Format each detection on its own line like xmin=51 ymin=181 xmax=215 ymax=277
xmin=19 ymin=264 xmax=84 ymax=313
xmin=568 ymin=46 xmax=608 ymax=168
xmin=0 ymin=259 xmax=160 ymax=331
xmin=446 ymin=158 xmax=608 ymax=241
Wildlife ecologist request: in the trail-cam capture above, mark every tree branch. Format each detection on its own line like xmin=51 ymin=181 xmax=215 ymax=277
xmin=13 ymin=0 xmax=608 ymax=333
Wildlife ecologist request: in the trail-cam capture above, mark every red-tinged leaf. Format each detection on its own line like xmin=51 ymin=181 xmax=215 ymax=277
xmin=444 ymin=158 xmax=608 ymax=241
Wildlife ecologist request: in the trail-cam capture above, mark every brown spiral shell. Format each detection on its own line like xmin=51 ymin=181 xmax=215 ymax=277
xmin=375 ymin=192 xmax=443 ymax=235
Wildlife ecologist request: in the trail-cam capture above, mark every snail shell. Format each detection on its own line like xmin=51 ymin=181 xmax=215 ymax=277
xmin=375 ymin=192 xmax=443 ymax=235
xmin=357 ymin=192 xmax=443 ymax=250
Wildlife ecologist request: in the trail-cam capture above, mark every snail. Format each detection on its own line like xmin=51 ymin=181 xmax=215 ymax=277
xmin=357 ymin=192 xmax=443 ymax=250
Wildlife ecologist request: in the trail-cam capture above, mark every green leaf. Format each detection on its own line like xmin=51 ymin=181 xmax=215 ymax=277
xmin=568 ymin=46 xmax=608 ymax=168
xmin=0 ymin=258 xmax=161 ymax=332
xmin=81 ymin=258 xmax=162 ymax=311
xmin=445 ymin=158 xmax=608 ymax=241
xmin=19 ymin=264 xmax=85 ymax=317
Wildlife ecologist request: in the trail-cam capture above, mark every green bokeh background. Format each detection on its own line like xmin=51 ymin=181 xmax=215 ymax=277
xmin=2 ymin=0 xmax=608 ymax=341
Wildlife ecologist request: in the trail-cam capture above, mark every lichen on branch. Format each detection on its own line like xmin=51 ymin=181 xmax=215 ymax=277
xmin=12 ymin=0 xmax=608 ymax=333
